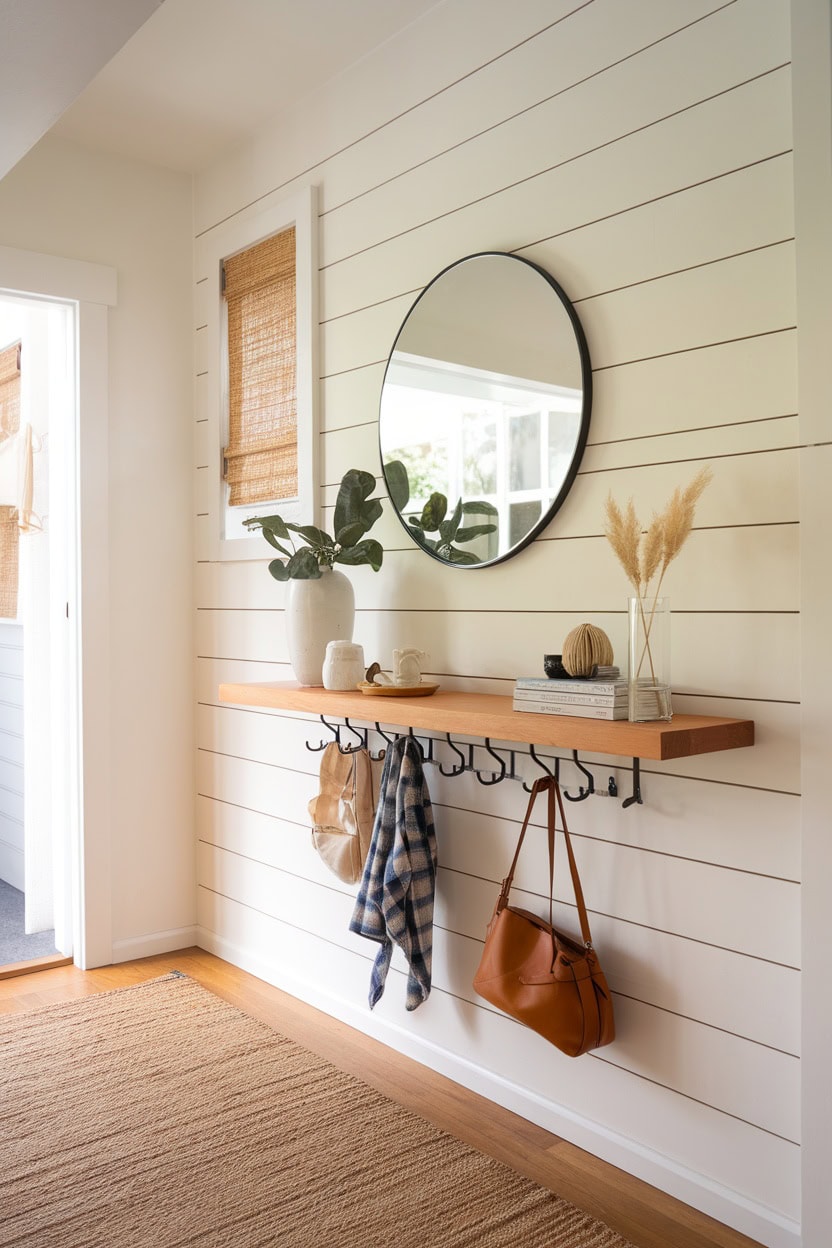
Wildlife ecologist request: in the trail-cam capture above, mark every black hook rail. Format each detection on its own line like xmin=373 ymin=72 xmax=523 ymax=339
xmin=304 ymin=716 xmax=644 ymax=807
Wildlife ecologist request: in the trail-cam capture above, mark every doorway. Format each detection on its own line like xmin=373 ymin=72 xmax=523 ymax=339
xmin=0 ymin=293 xmax=77 ymax=973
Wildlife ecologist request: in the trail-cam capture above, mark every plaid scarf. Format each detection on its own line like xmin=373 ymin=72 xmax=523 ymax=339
xmin=349 ymin=735 xmax=437 ymax=1011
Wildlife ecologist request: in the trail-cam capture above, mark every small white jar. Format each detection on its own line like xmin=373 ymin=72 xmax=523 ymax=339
xmin=322 ymin=640 xmax=365 ymax=691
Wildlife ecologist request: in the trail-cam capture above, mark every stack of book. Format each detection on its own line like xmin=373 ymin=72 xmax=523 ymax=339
xmin=512 ymin=671 xmax=628 ymax=719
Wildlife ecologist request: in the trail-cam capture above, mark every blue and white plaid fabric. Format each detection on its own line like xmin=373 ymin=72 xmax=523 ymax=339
xmin=349 ymin=735 xmax=437 ymax=1011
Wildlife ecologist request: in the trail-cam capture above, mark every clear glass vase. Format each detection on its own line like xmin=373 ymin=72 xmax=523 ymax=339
xmin=628 ymin=596 xmax=672 ymax=722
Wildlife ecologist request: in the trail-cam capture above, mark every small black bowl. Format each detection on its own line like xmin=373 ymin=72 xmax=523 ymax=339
xmin=543 ymin=654 xmax=569 ymax=679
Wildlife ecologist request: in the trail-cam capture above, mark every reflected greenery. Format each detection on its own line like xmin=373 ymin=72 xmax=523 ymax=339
xmin=385 ymin=459 xmax=497 ymax=565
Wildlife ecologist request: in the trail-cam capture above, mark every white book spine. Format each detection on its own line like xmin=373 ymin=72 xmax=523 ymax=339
xmin=512 ymin=699 xmax=628 ymax=720
xmin=512 ymin=688 xmax=628 ymax=707
xmin=514 ymin=678 xmax=626 ymax=696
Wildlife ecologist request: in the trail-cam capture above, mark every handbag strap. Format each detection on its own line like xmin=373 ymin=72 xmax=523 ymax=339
xmin=498 ymin=775 xmax=595 ymax=951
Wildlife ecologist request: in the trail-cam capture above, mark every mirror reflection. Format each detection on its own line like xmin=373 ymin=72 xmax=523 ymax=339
xmin=379 ymin=252 xmax=591 ymax=567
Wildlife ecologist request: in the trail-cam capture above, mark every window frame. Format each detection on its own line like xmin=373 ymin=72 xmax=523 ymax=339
xmin=198 ymin=185 xmax=319 ymax=562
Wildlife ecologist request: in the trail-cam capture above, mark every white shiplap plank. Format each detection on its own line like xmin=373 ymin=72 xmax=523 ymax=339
xmin=0 ymin=645 xmax=23 ymax=679
xmin=435 ymin=833 xmax=799 ymax=969
xmin=319 ymin=330 xmax=796 ymax=449
xmin=324 ymin=144 xmax=793 ymax=328
xmin=321 ymin=243 xmax=796 ymax=378
xmin=197 ymin=791 xmax=800 ymax=1054
xmin=193 ymin=0 xmax=578 ymax=236
xmin=196 ymin=600 xmax=800 ymax=703
xmin=197 ymin=887 xmax=800 ymax=1223
xmin=0 ymin=728 xmax=23 ymax=767
xmin=322 ymin=69 xmax=793 ymax=334
xmin=198 ymin=524 xmax=800 ymax=615
xmin=321 ymin=0 xmax=789 ymax=268
xmin=196 ymin=748 xmax=796 ymax=964
xmin=198 ymin=836 xmax=799 ymax=1140
xmin=581 ymin=414 xmax=797 ymax=473
xmin=601 ymin=994 xmax=799 ymax=1142
xmin=316 ymin=0 xmax=729 ymax=222
xmin=196 ymin=656 xmax=291 ymax=703
xmin=197 ymin=703 xmax=799 ymax=879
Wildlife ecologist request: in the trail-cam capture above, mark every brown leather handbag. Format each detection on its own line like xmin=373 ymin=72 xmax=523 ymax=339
xmin=473 ymin=775 xmax=615 ymax=1057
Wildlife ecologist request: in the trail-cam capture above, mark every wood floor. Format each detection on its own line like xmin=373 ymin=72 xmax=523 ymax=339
xmin=0 ymin=948 xmax=763 ymax=1248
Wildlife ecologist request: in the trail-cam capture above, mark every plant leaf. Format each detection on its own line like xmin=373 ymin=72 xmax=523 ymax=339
xmin=245 ymin=513 xmax=292 ymax=541
xmin=359 ymin=497 xmax=383 ymax=529
xmin=447 ymin=548 xmax=481 ymax=565
xmin=456 ymin=523 xmax=497 ymax=543
xmin=267 ymin=558 xmax=290 ymax=581
xmin=335 ymin=520 xmax=366 ymax=548
xmin=384 ymin=459 xmax=410 ymax=511
xmin=335 ymin=539 xmax=383 ymax=572
xmin=260 ymin=529 xmax=292 ymax=556
xmin=286 ymin=524 xmax=334 ymax=550
xmin=420 ymin=492 xmax=447 ymax=532
xmin=334 ymin=468 xmax=377 ymax=536
xmin=461 ymin=499 xmax=498 ymax=517
xmin=412 ymin=531 xmax=437 ymax=551
xmin=439 ymin=498 xmax=462 ymax=543
xmin=285 ymin=548 xmax=321 ymax=578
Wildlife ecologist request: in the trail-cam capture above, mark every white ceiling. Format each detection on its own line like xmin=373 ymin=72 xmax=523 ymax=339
xmin=0 ymin=0 xmax=164 ymax=181
xmin=25 ymin=0 xmax=443 ymax=176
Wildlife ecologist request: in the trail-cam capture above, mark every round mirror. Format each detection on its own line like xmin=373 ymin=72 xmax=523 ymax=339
xmin=379 ymin=252 xmax=592 ymax=567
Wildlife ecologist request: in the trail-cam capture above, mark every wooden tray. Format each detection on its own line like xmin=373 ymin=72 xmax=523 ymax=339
xmin=357 ymin=681 xmax=439 ymax=697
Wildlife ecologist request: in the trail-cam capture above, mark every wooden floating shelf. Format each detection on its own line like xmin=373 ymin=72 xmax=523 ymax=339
xmin=218 ymin=683 xmax=754 ymax=763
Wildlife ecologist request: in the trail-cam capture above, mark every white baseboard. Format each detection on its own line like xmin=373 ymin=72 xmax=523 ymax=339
xmin=197 ymin=925 xmax=801 ymax=1248
xmin=111 ymin=925 xmax=198 ymax=964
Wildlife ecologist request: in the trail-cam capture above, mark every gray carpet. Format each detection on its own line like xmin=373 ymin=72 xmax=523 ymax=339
xmin=0 ymin=878 xmax=59 ymax=964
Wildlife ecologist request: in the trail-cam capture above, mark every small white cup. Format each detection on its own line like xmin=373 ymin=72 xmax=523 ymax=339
xmin=322 ymin=640 xmax=365 ymax=691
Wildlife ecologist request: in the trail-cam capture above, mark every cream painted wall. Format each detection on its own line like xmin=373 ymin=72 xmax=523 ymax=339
xmin=192 ymin=2 xmax=808 ymax=1245
xmin=0 ymin=136 xmax=196 ymax=956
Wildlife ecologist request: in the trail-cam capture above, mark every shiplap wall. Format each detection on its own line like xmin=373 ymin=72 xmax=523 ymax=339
xmin=0 ymin=621 xmax=23 ymax=891
xmin=193 ymin=2 xmax=799 ymax=1243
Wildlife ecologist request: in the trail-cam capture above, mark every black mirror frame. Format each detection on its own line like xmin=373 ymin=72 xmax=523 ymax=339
xmin=378 ymin=251 xmax=593 ymax=570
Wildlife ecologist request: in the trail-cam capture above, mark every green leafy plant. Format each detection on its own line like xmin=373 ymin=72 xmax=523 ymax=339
xmin=244 ymin=468 xmax=384 ymax=581
xmin=385 ymin=459 xmax=498 ymax=565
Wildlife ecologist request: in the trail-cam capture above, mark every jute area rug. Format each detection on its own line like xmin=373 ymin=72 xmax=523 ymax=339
xmin=0 ymin=973 xmax=636 ymax=1248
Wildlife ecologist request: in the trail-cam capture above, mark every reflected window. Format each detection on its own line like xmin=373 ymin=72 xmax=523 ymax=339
xmin=380 ymin=352 xmax=582 ymax=562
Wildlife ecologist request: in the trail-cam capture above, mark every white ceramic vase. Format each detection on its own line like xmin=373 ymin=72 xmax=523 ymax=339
xmin=286 ymin=566 xmax=355 ymax=686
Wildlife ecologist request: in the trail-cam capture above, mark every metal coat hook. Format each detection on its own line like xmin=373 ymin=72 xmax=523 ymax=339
xmin=370 ymin=721 xmax=396 ymax=761
xmin=622 ymin=758 xmax=644 ymax=808
xmin=522 ymin=745 xmax=559 ymax=792
xmin=336 ymin=718 xmax=366 ymax=754
xmin=405 ymin=726 xmax=427 ymax=763
xmin=475 ymin=738 xmax=506 ymax=786
xmin=439 ymin=732 xmax=467 ymax=777
xmin=563 ymin=750 xmax=596 ymax=802
xmin=305 ymin=714 xmax=340 ymax=752
xmin=302 ymin=714 xmax=647 ymax=807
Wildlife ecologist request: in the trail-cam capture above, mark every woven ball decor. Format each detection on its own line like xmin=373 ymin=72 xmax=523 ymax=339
xmin=561 ymin=623 xmax=614 ymax=677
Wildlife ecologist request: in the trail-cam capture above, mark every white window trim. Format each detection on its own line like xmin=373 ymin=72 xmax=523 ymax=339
xmin=197 ymin=185 xmax=319 ymax=561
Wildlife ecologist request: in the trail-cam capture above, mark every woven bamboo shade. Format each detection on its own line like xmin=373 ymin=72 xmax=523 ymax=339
xmin=0 ymin=342 xmax=20 ymax=618
xmin=222 ymin=226 xmax=298 ymax=507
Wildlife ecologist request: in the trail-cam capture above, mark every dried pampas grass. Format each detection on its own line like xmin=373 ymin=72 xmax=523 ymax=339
xmin=603 ymin=466 xmax=713 ymax=599
xmin=604 ymin=467 xmax=713 ymax=697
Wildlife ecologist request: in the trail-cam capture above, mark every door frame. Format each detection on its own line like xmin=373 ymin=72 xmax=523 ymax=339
xmin=0 ymin=243 xmax=116 ymax=969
